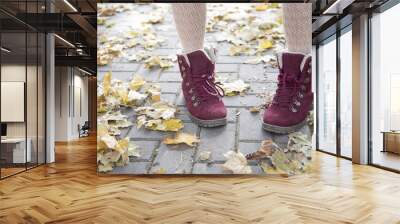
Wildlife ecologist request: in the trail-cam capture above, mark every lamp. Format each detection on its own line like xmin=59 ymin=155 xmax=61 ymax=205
xmin=54 ymin=34 xmax=75 ymax=48
xmin=63 ymin=0 xmax=78 ymax=12
xmin=1 ymin=47 xmax=11 ymax=53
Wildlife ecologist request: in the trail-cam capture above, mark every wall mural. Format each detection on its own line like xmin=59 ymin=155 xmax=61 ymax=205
xmin=97 ymin=3 xmax=314 ymax=175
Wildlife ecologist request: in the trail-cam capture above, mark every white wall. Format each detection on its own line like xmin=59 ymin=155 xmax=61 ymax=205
xmin=54 ymin=67 xmax=89 ymax=141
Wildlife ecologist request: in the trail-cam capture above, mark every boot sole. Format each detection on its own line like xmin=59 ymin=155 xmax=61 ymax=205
xmin=188 ymin=113 xmax=227 ymax=128
xmin=262 ymin=118 xmax=307 ymax=134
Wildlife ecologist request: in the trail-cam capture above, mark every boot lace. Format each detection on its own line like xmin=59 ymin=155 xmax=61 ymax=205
xmin=272 ymin=73 xmax=298 ymax=108
xmin=191 ymin=69 xmax=224 ymax=103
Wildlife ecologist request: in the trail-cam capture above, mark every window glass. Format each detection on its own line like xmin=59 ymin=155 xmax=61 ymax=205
xmin=340 ymin=29 xmax=352 ymax=158
xmin=371 ymin=3 xmax=400 ymax=171
xmin=318 ymin=36 xmax=337 ymax=154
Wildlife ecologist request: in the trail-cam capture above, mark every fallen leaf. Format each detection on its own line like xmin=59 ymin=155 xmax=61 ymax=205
xmin=221 ymin=79 xmax=250 ymax=96
xmin=254 ymin=4 xmax=269 ymax=11
xmin=222 ymin=151 xmax=252 ymax=174
xmin=144 ymin=56 xmax=174 ymax=69
xmin=249 ymin=106 xmax=261 ymax=113
xmin=135 ymin=101 xmax=176 ymax=120
xmin=163 ymin=132 xmax=200 ymax=147
xmin=130 ymin=75 xmax=146 ymax=91
xmin=128 ymin=142 xmax=140 ymax=157
xmin=98 ymin=163 xmax=113 ymax=173
xmin=199 ymin=151 xmax=211 ymax=161
xmin=258 ymin=39 xmax=273 ymax=51
xmin=245 ymin=140 xmax=279 ymax=160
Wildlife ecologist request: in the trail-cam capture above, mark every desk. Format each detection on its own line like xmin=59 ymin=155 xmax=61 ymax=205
xmin=1 ymin=138 xmax=31 ymax=163
xmin=382 ymin=131 xmax=400 ymax=155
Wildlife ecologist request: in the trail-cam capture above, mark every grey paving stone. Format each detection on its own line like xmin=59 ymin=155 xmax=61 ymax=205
xmin=157 ymin=82 xmax=181 ymax=94
xmin=192 ymin=163 xmax=264 ymax=175
xmin=238 ymin=108 xmax=273 ymax=141
xmin=239 ymin=64 xmax=265 ymax=82
xmin=149 ymin=144 xmax=195 ymax=174
xmin=177 ymin=92 xmax=262 ymax=108
xmin=192 ymin=163 xmax=232 ymax=175
xmin=136 ymin=65 xmax=161 ymax=81
xmin=152 ymin=48 xmax=174 ymax=56
xmin=109 ymin=162 xmax=150 ymax=174
xmin=129 ymin=140 xmax=159 ymax=161
xmin=98 ymin=63 xmax=140 ymax=72
xmin=217 ymin=55 xmax=255 ymax=64
xmin=128 ymin=121 xmax=198 ymax=140
xmin=98 ymin=71 xmax=134 ymax=81
xmin=176 ymin=106 xmax=238 ymax=123
xmin=161 ymin=93 xmax=177 ymax=104
xmin=161 ymin=36 xmax=179 ymax=49
xmin=265 ymin=66 xmax=279 ymax=73
xmin=159 ymin=72 xmax=182 ymax=82
xmin=217 ymin=72 xmax=239 ymax=81
xmin=248 ymin=82 xmax=277 ymax=95
xmin=215 ymin=42 xmax=233 ymax=56
xmin=196 ymin=123 xmax=237 ymax=162
xmin=119 ymin=126 xmax=133 ymax=139
xmin=263 ymin=72 xmax=280 ymax=83
xmin=215 ymin=64 xmax=239 ymax=73
xmin=222 ymin=95 xmax=263 ymax=107
xmin=164 ymin=63 xmax=180 ymax=72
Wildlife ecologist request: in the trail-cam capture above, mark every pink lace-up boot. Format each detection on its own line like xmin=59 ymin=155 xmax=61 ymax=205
xmin=177 ymin=48 xmax=227 ymax=127
xmin=262 ymin=52 xmax=313 ymax=134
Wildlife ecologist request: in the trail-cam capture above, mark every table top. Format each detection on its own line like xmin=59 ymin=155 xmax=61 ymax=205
xmin=381 ymin=131 xmax=400 ymax=134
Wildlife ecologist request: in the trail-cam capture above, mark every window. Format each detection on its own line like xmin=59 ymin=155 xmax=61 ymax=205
xmin=339 ymin=28 xmax=352 ymax=158
xmin=370 ymin=2 xmax=400 ymax=171
xmin=317 ymin=36 xmax=337 ymax=154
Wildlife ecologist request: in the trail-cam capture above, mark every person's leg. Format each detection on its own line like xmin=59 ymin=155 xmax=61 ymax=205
xmin=262 ymin=4 xmax=312 ymax=134
xmin=171 ymin=3 xmax=206 ymax=54
xmin=282 ymin=3 xmax=312 ymax=54
xmin=172 ymin=3 xmax=227 ymax=127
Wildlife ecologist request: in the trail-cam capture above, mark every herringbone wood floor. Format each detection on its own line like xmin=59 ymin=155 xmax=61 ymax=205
xmin=1 ymin=135 xmax=400 ymax=224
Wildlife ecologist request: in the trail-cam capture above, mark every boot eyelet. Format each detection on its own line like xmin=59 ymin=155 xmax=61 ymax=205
xmin=294 ymin=99 xmax=301 ymax=106
xmin=191 ymin=95 xmax=196 ymax=101
xmin=193 ymin=101 xmax=199 ymax=107
xmin=301 ymin=85 xmax=306 ymax=90
xmin=181 ymin=67 xmax=185 ymax=71
xmin=298 ymin=92 xmax=304 ymax=98
xmin=290 ymin=106 xmax=298 ymax=113
xmin=186 ymin=82 xmax=190 ymax=87
xmin=188 ymin=89 xmax=193 ymax=94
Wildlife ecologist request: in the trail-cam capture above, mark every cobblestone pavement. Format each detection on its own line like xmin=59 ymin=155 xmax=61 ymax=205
xmin=98 ymin=4 xmax=312 ymax=174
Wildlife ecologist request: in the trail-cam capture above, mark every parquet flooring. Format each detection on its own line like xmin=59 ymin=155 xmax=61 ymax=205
xmin=1 ymin=135 xmax=400 ymax=224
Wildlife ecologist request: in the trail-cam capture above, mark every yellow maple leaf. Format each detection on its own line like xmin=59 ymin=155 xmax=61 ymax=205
xmin=255 ymin=4 xmax=269 ymax=11
xmin=258 ymin=39 xmax=273 ymax=50
xmin=103 ymin=72 xmax=112 ymax=96
xmin=163 ymin=132 xmax=200 ymax=147
xmin=162 ymin=119 xmax=184 ymax=131
xmin=130 ymin=75 xmax=146 ymax=91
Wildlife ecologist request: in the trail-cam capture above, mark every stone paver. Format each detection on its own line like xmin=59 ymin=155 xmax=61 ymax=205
xmin=109 ymin=162 xmax=150 ymax=174
xmin=196 ymin=123 xmax=237 ymax=162
xmin=129 ymin=140 xmax=159 ymax=161
xmin=239 ymin=108 xmax=273 ymax=141
xmin=150 ymin=143 xmax=195 ymax=174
